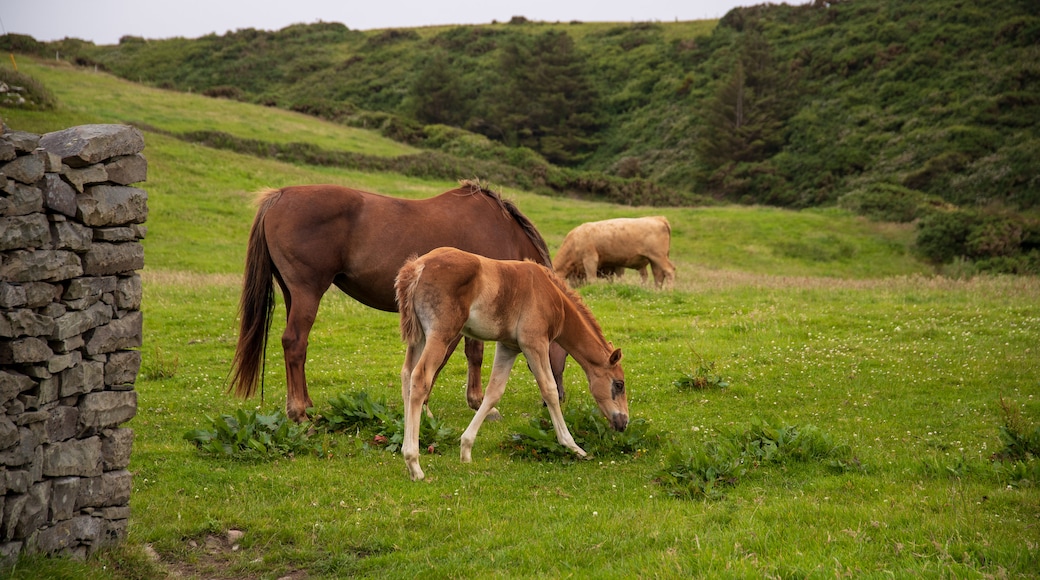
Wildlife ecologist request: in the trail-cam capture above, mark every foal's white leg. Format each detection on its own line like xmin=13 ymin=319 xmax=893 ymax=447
xmin=460 ymin=346 xmax=518 ymax=463
xmin=529 ymin=350 xmax=587 ymax=457
xmin=402 ymin=338 xmax=446 ymax=481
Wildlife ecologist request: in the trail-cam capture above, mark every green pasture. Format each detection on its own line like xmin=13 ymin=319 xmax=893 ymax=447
xmin=3 ymin=60 xmax=1039 ymax=578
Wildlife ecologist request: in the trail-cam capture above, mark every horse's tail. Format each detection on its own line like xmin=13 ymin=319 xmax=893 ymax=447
xmin=394 ymin=255 xmax=425 ymax=345
xmin=228 ymin=188 xmax=282 ymax=399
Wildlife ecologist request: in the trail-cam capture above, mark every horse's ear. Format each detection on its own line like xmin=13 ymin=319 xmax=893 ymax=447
xmin=609 ymin=348 xmax=622 ymax=366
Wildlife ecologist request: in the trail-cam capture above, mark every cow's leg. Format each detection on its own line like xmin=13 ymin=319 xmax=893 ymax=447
xmin=650 ymin=257 xmax=676 ymax=289
xmin=582 ymin=253 xmax=600 ymax=283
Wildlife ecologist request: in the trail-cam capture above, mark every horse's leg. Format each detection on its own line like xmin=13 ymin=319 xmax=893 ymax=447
xmin=462 ymin=338 xmax=484 ymax=411
xmin=460 ymin=344 xmax=518 ymax=463
xmin=403 ymin=335 xmax=452 ymax=481
xmin=549 ymin=342 xmax=568 ymax=403
xmin=400 ymin=338 xmax=424 ymax=413
xmin=280 ymin=285 xmax=322 ymax=423
xmin=528 ymin=347 xmax=586 ymax=458
xmin=462 ymin=338 xmax=503 ymax=420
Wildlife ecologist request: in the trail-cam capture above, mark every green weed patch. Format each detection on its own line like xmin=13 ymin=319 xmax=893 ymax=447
xmin=502 ymin=403 xmax=661 ymax=461
xmin=183 ymin=409 xmax=320 ymax=460
xmin=655 ymin=417 xmax=858 ymax=500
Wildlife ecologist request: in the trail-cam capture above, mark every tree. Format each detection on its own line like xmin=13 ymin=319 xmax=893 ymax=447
xmin=408 ymin=50 xmax=469 ymax=127
xmin=480 ymin=31 xmax=602 ymax=166
xmin=696 ymin=27 xmax=800 ymax=199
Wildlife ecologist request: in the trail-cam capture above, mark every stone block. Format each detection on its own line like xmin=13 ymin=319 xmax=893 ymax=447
xmin=0 ymin=336 xmax=53 ymax=364
xmin=0 ymin=417 xmax=17 ymax=450
xmin=39 ymin=125 xmax=144 ymax=168
xmin=2 ymin=492 xmax=26 ymax=540
xmin=0 ymin=249 xmax=82 ymax=283
xmin=64 ymin=164 xmax=107 ymax=193
xmin=45 ymin=406 xmax=79 ymax=443
xmin=1 ymin=151 xmax=45 ymax=185
xmin=76 ymin=469 xmax=131 ymax=509
xmin=0 ymin=130 xmax=40 ymax=154
xmin=104 ymin=154 xmax=147 ymax=185
xmin=49 ymin=476 xmax=79 ymax=521
xmin=22 ymin=282 xmax=62 ymax=308
xmin=13 ymin=480 xmax=50 ymax=539
xmin=47 ymin=350 xmax=81 ymax=374
xmin=4 ymin=470 xmax=30 ymax=494
xmin=50 ymin=300 xmax=113 ymax=341
xmin=0 ymin=309 xmax=55 ymax=338
xmin=85 ymin=311 xmax=142 ymax=355
xmin=77 ymin=391 xmax=137 ymax=430
xmin=0 ymin=427 xmax=38 ymax=467
xmin=59 ymin=360 xmax=105 ymax=398
xmin=76 ymin=185 xmax=148 ymax=227
xmin=0 ymin=370 xmax=34 ymax=406
xmin=114 ymin=275 xmax=142 ymax=310
xmin=81 ymin=241 xmax=144 ymax=276
xmin=0 ymin=181 xmax=43 ymax=217
xmin=100 ymin=428 xmax=132 ymax=470
xmin=0 ymin=283 xmax=27 ymax=308
xmin=49 ymin=219 xmax=93 ymax=252
xmin=104 ymin=350 xmax=141 ymax=387
xmin=42 ymin=436 xmax=102 ymax=477
xmin=39 ymin=173 xmax=77 ymax=217
xmin=0 ymin=214 xmax=49 ymax=251
xmin=31 ymin=515 xmax=101 ymax=555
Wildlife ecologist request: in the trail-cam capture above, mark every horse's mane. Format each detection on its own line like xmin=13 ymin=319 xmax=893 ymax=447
xmin=456 ymin=180 xmax=553 ymax=268
xmin=539 ymin=262 xmax=608 ymax=343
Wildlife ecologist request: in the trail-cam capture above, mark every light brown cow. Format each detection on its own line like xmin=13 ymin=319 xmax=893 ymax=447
xmin=554 ymin=216 xmax=676 ymax=289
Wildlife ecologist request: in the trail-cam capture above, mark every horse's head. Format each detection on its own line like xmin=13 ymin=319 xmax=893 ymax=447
xmin=590 ymin=347 xmax=629 ymax=431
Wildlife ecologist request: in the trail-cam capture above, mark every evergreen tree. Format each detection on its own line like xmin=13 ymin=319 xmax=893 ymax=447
xmin=482 ymin=31 xmax=602 ymax=166
xmin=409 ymin=50 xmax=469 ymax=126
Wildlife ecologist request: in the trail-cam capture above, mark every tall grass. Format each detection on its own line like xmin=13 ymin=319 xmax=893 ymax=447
xmin=2 ymin=62 xmax=1038 ymax=579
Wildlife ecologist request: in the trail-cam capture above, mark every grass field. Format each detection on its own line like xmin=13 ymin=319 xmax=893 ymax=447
xmin=2 ymin=58 xmax=1039 ymax=578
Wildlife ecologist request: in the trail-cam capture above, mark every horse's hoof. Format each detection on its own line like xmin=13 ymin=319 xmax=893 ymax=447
xmin=485 ymin=407 xmax=502 ymax=422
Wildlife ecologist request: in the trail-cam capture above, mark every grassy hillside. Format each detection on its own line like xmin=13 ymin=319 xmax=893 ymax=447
xmin=8 ymin=0 xmax=1038 ymax=212
xmin=2 ymin=57 xmax=1039 ymax=579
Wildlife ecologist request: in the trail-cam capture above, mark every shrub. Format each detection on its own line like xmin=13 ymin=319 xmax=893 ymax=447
xmin=0 ymin=68 xmax=57 ymax=110
xmin=838 ymin=182 xmax=942 ymax=222
xmin=202 ymin=85 xmax=245 ymax=101
xmin=915 ymin=210 xmax=978 ymax=264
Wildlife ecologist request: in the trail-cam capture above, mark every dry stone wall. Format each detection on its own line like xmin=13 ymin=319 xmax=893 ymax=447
xmin=1 ymin=123 xmax=146 ymax=564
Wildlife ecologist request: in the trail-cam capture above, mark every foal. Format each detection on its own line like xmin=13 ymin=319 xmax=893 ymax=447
xmin=395 ymin=247 xmax=629 ymax=481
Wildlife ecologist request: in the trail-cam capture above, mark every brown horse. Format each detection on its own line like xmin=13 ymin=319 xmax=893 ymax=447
xmin=396 ymin=247 xmax=629 ymax=481
xmin=229 ymin=181 xmax=567 ymax=422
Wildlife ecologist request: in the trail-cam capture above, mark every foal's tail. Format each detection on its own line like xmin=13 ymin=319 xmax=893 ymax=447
xmin=394 ymin=255 xmax=425 ymax=346
xmin=228 ymin=188 xmax=282 ymax=399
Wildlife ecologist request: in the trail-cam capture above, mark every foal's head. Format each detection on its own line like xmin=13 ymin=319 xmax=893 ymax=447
xmin=589 ymin=347 xmax=629 ymax=431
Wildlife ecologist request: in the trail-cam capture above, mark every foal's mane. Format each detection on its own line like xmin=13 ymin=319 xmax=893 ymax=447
xmin=456 ymin=180 xmax=553 ymax=268
xmin=540 ymin=263 xmax=608 ymax=342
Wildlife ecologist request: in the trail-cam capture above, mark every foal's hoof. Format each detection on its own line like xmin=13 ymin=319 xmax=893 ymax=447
xmin=485 ymin=407 xmax=502 ymax=422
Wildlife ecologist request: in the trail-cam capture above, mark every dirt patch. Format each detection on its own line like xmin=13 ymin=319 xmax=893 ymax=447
xmin=145 ymin=530 xmax=308 ymax=580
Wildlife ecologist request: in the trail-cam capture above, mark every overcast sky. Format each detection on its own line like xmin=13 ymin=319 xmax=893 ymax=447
xmin=2 ymin=1 xmax=756 ymax=46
